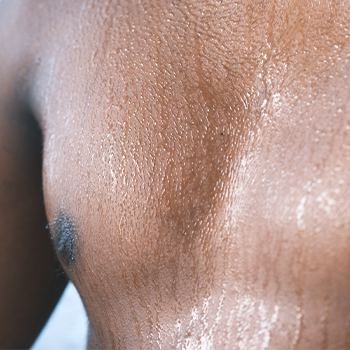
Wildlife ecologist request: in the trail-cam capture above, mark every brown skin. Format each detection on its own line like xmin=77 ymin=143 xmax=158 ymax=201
xmin=1 ymin=0 xmax=350 ymax=349
xmin=0 ymin=3 xmax=67 ymax=348
xmin=0 ymin=101 xmax=67 ymax=349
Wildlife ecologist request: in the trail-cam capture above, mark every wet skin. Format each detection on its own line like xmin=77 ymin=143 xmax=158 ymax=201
xmin=1 ymin=0 xmax=350 ymax=348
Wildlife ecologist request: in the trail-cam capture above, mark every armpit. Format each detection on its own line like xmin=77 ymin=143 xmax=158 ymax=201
xmin=49 ymin=214 xmax=78 ymax=268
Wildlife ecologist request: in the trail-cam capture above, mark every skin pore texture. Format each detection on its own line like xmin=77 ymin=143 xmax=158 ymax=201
xmin=1 ymin=0 xmax=350 ymax=349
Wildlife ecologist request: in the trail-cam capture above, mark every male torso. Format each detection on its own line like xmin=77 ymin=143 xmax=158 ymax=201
xmin=1 ymin=0 xmax=350 ymax=348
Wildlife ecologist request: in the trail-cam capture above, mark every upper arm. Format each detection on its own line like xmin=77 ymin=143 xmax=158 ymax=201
xmin=0 ymin=2 xmax=67 ymax=348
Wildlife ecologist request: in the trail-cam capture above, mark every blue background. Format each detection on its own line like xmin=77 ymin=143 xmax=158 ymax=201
xmin=32 ymin=282 xmax=88 ymax=350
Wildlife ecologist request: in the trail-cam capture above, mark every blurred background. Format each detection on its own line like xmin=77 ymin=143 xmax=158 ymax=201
xmin=31 ymin=282 xmax=88 ymax=350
